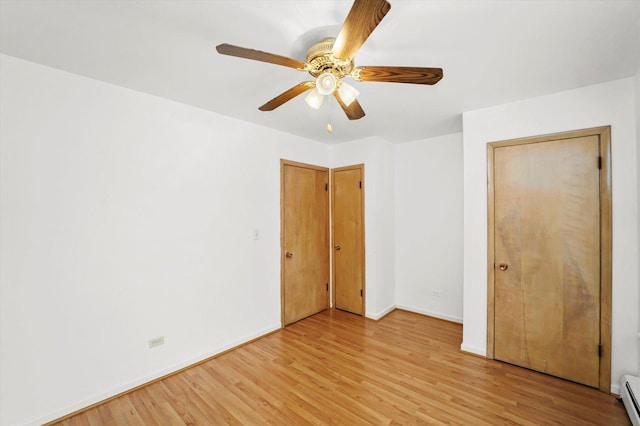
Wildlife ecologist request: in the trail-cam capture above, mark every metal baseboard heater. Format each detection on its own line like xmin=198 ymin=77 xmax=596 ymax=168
xmin=622 ymin=375 xmax=640 ymax=426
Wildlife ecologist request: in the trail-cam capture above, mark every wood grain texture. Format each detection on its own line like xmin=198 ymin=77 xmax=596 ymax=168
xmin=50 ymin=309 xmax=629 ymax=425
xmin=598 ymin=126 xmax=612 ymax=395
xmin=354 ymin=66 xmax=443 ymax=85
xmin=493 ymin=136 xmax=601 ymax=388
xmin=216 ymin=43 xmax=306 ymax=70
xmin=333 ymin=90 xmax=365 ymax=120
xmin=332 ymin=0 xmax=391 ymax=61
xmin=332 ymin=165 xmax=365 ymax=315
xmin=281 ymin=161 xmax=330 ymax=325
xmin=486 ymin=126 xmax=612 ymax=393
xmin=259 ymin=81 xmax=314 ymax=111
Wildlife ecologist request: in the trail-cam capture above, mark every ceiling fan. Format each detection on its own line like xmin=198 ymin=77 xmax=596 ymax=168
xmin=216 ymin=0 xmax=443 ymax=121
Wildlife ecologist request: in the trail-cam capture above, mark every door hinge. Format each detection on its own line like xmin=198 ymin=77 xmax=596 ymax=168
xmin=360 ymin=289 xmax=363 ymax=297
xmin=326 ymin=283 xmax=329 ymax=291
xmin=598 ymin=156 xmax=602 ymax=169
xmin=359 ymin=181 xmax=362 ymax=189
xmin=325 ymin=183 xmax=328 ymax=191
xmin=598 ymin=344 xmax=603 ymax=357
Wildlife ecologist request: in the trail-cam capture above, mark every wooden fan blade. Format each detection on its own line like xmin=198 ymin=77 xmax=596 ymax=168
xmin=334 ymin=91 xmax=365 ymax=120
xmin=216 ymin=43 xmax=307 ymax=70
xmin=259 ymin=81 xmax=315 ymax=111
xmin=353 ymin=66 xmax=443 ymax=85
xmin=332 ymin=0 xmax=391 ymax=61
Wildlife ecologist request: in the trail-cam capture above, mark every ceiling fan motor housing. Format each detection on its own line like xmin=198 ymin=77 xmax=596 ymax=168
xmin=305 ymin=37 xmax=354 ymax=79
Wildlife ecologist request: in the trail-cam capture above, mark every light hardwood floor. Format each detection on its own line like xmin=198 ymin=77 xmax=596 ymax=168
xmin=53 ymin=309 xmax=630 ymax=425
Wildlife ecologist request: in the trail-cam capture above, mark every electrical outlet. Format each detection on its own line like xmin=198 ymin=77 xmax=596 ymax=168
xmin=431 ymin=290 xmax=441 ymax=297
xmin=148 ymin=336 xmax=165 ymax=348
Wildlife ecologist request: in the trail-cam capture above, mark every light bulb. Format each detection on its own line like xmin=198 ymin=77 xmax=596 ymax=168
xmin=326 ymin=123 xmax=333 ymax=133
xmin=304 ymin=88 xmax=324 ymax=110
xmin=315 ymin=72 xmax=337 ymax=96
xmin=338 ymin=82 xmax=360 ymax=107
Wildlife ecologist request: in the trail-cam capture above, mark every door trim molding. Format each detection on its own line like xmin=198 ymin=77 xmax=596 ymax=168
xmin=486 ymin=126 xmax=612 ymax=393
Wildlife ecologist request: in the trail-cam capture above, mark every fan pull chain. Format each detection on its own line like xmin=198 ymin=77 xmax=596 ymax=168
xmin=326 ymin=94 xmax=333 ymax=133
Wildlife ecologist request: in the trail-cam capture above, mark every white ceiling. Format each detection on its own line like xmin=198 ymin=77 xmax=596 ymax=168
xmin=1 ymin=0 xmax=639 ymax=144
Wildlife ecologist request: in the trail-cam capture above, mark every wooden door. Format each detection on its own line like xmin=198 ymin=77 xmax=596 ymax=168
xmin=487 ymin=127 xmax=612 ymax=392
xmin=281 ymin=160 xmax=330 ymax=326
xmin=332 ymin=164 xmax=365 ymax=315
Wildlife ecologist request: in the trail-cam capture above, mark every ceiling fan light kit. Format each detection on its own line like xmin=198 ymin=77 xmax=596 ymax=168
xmin=304 ymin=88 xmax=325 ymax=110
xmin=337 ymin=81 xmax=360 ymax=107
xmin=315 ymin=72 xmax=337 ymax=95
xmin=216 ymin=0 xmax=443 ymax=125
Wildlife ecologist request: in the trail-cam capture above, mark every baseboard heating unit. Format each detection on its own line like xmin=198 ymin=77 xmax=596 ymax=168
xmin=622 ymin=375 xmax=640 ymax=426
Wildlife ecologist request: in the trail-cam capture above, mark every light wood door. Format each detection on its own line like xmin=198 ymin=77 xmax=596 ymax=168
xmin=281 ymin=161 xmax=329 ymax=326
xmin=488 ymin=128 xmax=612 ymax=391
xmin=332 ymin=165 xmax=365 ymax=315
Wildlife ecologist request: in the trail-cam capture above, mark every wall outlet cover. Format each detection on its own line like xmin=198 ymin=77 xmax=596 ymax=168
xmin=148 ymin=336 xmax=165 ymax=348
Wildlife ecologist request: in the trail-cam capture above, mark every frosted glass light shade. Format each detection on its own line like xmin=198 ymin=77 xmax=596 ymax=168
xmin=338 ymin=82 xmax=360 ymax=107
xmin=304 ymin=88 xmax=324 ymax=110
xmin=315 ymin=72 xmax=337 ymax=95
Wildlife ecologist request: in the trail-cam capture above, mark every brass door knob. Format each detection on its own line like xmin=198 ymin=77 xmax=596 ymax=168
xmin=285 ymin=252 xmax=293 ymax=258
xmin=334 ymin=245 xmax=341 ymax=251
xmin=499 ymin=263 xmax=508 ymax=271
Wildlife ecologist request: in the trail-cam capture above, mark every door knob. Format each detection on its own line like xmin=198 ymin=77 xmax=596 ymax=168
xmin=285 ymin=251 xmax=293 ymax=258
xmin=334 ymin=245 xmax=341 ymax=251
xmin=499 ymin=263 xmax=508 ymax=271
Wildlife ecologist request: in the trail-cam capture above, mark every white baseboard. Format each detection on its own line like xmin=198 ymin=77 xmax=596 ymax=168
xmin=611 ymin=383 xmax=620 ymax=395
xmin=395 ymin=305 xmax=463 ymax=324
xmin=31 ymin=323 xmax=281 ymax=426
xmin=366 ymin=304 xmax=396 ymax=320
xmin=460 ymin=342 xmax=486 ymax=357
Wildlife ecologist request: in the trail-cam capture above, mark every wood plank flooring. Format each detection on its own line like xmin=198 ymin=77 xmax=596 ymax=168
xmin=53 ymin=309 xmax=630 ymax=425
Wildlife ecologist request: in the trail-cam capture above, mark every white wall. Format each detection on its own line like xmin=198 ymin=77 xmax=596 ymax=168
xmin=373 ymin=141 xmax=396 ymax=317
xmin=4 ymin=50 xmax=637 ymax=424
xmin=636 ymin=68 xmax=640 ymax=375
xmin=395 ymin=133 xmax=464 ymax=322
xmin=0 ymin=54 xmax=331 ymax=426
xmin=331 ymin=138 xmax=396 ymax=319
xmin=462 ymin=77 xmax=639 ymax=393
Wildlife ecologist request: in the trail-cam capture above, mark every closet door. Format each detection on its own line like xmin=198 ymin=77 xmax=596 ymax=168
xmin=487 ymin=127 xmax=612 ymax=391
xmin=332 ymin=164 xmax=365 ymax=315
xmin=281 ymin=160 xmax=330 ymax=325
